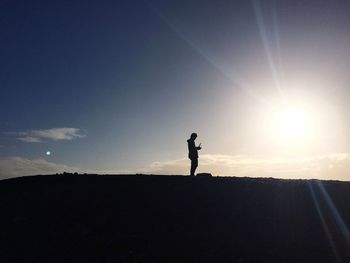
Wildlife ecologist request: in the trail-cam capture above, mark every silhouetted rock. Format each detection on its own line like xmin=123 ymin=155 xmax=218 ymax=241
xmin=196 ymin=173 xmax=212 ymax=177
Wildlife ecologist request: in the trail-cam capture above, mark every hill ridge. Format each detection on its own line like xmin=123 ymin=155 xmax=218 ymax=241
xmin=1 ymin=174 xmax=350 ymax=262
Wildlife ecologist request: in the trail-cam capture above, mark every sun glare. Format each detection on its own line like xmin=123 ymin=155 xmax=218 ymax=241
xmin=274 ymin=107 xmax=309 ymax=140
xmin=255 ymin=91 xmax=347 ymax=155
xmin=263 ymin=100 xmax=319 ymax=150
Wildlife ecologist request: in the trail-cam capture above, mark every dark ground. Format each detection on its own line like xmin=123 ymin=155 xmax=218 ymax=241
xmin=1 ymin=175 xmax=350 ymax=262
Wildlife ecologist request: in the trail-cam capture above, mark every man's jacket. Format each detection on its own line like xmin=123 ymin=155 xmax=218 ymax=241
xmin=187 ymin=139 xmax=198 ymax=159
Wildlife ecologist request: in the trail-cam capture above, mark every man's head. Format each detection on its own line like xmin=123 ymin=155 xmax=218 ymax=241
xmin=190 ymin=133 xmax=197 ymax=140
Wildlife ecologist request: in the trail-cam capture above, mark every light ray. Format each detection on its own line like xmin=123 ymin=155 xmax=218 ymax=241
xmin=271 ymin=0 xmax=287 ymax=92
xmin=252 ymin=0 xmax=285 ymax=101
xmin=316 ymin=181 xmax=350 ymax=246
xmin=308 ymin=181 xmax=341 ymax=262
xmin=145 ymin=0 xmax=269 ymax=106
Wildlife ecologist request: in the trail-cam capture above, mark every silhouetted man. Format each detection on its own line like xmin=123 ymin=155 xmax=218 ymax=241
xmin=187 ymin=133 xmax=201 ymax=176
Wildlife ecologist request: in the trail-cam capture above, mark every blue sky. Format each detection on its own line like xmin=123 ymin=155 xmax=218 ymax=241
xmin=2 ymin=0 xmax=350 ymax=179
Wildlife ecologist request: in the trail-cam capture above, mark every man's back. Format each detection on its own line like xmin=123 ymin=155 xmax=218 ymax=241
xmin=187 ymin=139 xmax=198 ymax=159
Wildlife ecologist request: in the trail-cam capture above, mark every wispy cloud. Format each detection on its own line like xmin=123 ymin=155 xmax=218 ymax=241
xmin=0 ymin=157 xmax=131 ymax=180
xmin=139 ymin=153 xmax=350 ymax=180
xmin=18 ymin=136 xmax=42 ymax=143
xmin=0 ymin=157 xmax=81 ymax=179
xmin=2 ymin=154 xmax=350 ymax=181
xmin=7 ymin=128 xmax=86 ymax=143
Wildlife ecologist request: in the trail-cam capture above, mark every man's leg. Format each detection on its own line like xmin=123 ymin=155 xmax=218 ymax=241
xmin=190 ymin=158 xmax=198 ymax=176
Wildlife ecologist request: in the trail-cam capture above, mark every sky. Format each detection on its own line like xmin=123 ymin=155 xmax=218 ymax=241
xmin=2 ymin=0 xmax=350 ymax=180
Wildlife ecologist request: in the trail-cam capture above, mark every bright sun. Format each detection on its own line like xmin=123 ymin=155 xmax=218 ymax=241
xmin=274 ymin=107 xmax=309 ymax=140
xmin=264 ymin=102 xmax=318 ymax=149
xmin=254 ymin=92 xmax=344 ymax=153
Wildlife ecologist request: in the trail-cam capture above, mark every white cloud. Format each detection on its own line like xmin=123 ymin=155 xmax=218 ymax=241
xmin=8 ymin=128 xmax=86 ymax=143
xmin=0 ymin=157 xmax=131 ymax=180
xmin=17 ymin=136 xmax=42 ymax=143
xmin=139 ymin=153 xmax=350 ymax=181
xmin=2 ymin=154 xmax=350 ymax=181
xmin=0 ymin=157 xmax=80 ymax=179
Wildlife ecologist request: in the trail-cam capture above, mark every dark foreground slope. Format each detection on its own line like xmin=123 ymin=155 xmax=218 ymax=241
xmin=1 ymin=175 xmax=350 ymax=263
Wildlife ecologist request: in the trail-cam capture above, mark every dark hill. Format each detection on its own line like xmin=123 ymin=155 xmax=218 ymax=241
xmin=1 ymin=175 xmax=350 ymax=262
